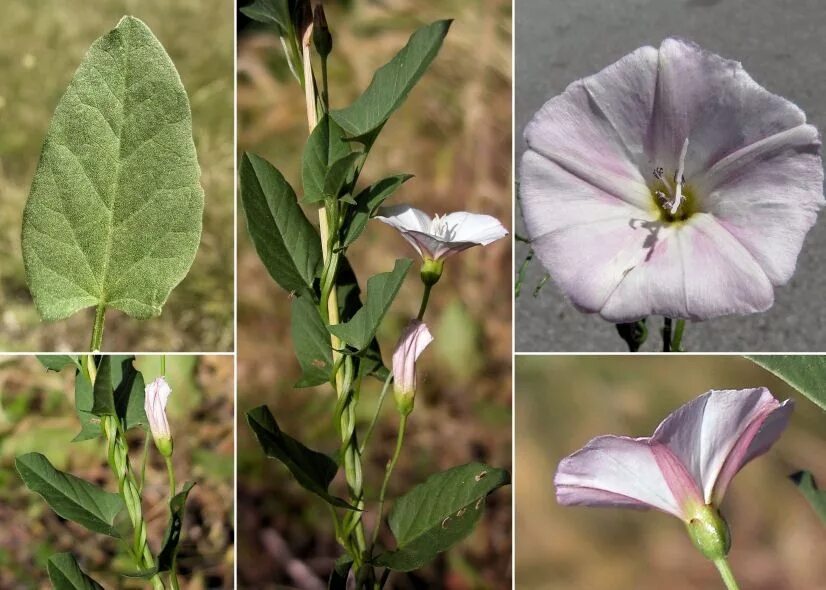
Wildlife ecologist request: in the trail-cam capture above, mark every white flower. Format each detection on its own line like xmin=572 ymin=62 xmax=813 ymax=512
xmin=144 ymin=377 xmax=172 ymax=452
xmin=376 ymin=205 xmax=508 ymax=261
xmin=392 ymin=319 xmax=434 ymax=415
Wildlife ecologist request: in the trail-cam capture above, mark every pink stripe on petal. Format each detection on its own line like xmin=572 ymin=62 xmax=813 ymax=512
xmin=710 ymin=398 xmax=793 ymax=505
xmin=650 ymin=442 xmax=704 ymax=519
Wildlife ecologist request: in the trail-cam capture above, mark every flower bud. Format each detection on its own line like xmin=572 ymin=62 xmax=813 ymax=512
xmin=313 ymin=4 xmax=332 ymax=58
xmin=145 ymin=376 xmax=173 ymax=457
xmin=686 ymin=504 xmax=731 ymax=561
xmin=392 ymin=320 xmax=434 ymax=416
xmin=420 ymin=258 xmax=444 ymax=287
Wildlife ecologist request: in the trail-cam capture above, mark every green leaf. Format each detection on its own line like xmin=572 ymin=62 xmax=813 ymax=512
xmin=37 ymin=355 xmax=80 ymax=372
xmin=328 ymin=554 xmax=353 ymax=590
xmin=374 ymin=462 xmax=510 ymax=571
xmin=328 ymin=259 xmax=412 ymax=351
xmin=22 ymin=16 xmax=204 ymax=322
xmin=322 ymin=153 xmax=363 ymax=202
xmin=240 ymin=0 xmax=296 ymax=35
xmin=240 ymin=152 xmax=323 ymax=296
xmin=302 ymin=115 xmax=351 ymax=204
xmin=292 ymin=297 xmax=334 ymax=388
xmin=791 ymin=471 xmax=826 ymax=525
xmin=47 ymin=553 xmax=104 ymax=590
xmin=157 ymin=481 xmax=195 ymax=572
xmin=246 ymin=405 xmax=355 ymax=509
xmin=72 ymin=371 xmax=101 ymax=442
xmin=330 ymin=20 xmax=452 ymax=140
xmin=91 ymin=355 xmax=115 ymax=417
xmin=341 ymin=174 xmax=413 ymax=248
xmin=109 ymin=355 xmax=147 ymax=430
xmin=15 ymin=452 xmax=124 ymax=537
xmin=746 ymin=355 xmax=826 ymax=412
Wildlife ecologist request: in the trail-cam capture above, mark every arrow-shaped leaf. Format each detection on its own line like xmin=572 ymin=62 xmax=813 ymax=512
xmin=16 ymin=452 xmax=124 ymax=537
xmin=22 ymin=16 xmax=204 ymax=323
xmin=374 ymin=462 xmax=510 ymax=571
xmin=328 ymin=258 xmax=412 ymax=351
xmin=240 ymin=152 xmax=323 ymax=296
xmin=247 ymin=405 xmax=355 ymax=509
xmin=47 ymin=553 xmax=104 ymax=590
xmin=292 ymin=297 xmax=334 ymax=388
xmin=157 ymin=481 xmax=196 ymax=572
xmin=341 ymin=174 xmax=413 ymax=248
xmin=331 ymin=20 xmax=452 ymax=140
xmin=302 ymin=114 xmax=352 ymax=204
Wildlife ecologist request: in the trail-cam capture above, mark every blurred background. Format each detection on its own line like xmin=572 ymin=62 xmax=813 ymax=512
xmin=515 ymin=356 xmax=826 ymax=589
xmin=237 ymin=0 xmax=512 ymax=588
xmin=515 ymin=0 xmax=826 ymax=352
xmin=0 ymin=0 xmax=234 ymax=352
xmin=0 ymin=355 xmax=234 ymax=589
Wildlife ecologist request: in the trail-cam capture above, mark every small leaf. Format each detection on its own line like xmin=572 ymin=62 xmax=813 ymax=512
xmin=246 ymin=406 xmax=355 ymax=509
xmin=790 ymin=471 xmax=826 ymax=525
xmin=240 ymin=0 xmax=296 ymax=35
xmin=22 ymin=16 xmax=204 ymax=323
xmin=328 ymin=554 xmax=353 ymax=590
xmin=374 ymin=462 xmax=510 ymax=571
xmin=72 ymin=371 xmax=101 ymax=442
xmin=331 ymin=20 xmax=452 ymax=140
xmin=37 ymin=355 xmax=80 ymax=372
xmin=746 ymin=355 xmax=826 ymax=412
xmin=109 ymin=355 xmax=147 ymax=430
xmin=47 ymin=553 xmax=104 ymax=590
xmin=328 ymin=259 xmax=412 ymax=351
xmin=341 ymin=174 xmax=413 ymax=247
xmin=157 ymin=481 xmax=196 ymax=572
xmin=16 ymin=452 xmax=124 ymax=537
xmin=240 ymin=152 xmax=323 ymax=296
xmin=91 ymin=355 xmax=115 ymax=417
xmin=322 ymin=153 xmax=363 ymax=202
xmin=302 ymin=115 xmax=351 ymax=204
xmin=292 ymin=297 xmax=334 ymax=388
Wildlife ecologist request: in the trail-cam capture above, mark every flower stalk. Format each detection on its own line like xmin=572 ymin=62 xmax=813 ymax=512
xmin=714 ymin=557 xmax=741 ymax=590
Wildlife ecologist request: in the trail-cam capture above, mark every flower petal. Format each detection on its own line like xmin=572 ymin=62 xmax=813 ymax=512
xmin=441 ymin=212 xmax=508 ymax=245
xmin=376 ymin=205 xmax=432 ymax=234
xmin=555 ymin=435 xmax=685 ymax=517
xmin=696 ymin=125 xmax=824 ymax=284
xmin=651 ymin=388 xmax=792 ymax=505
xmin=522 ymin=46 xmax=657 ymax=211
xmin=392 ymin=320 xmax=434 ymax=394
xmin=652 ymin=38 xmax=810 ymax=179
xmin=600 ymin=213 xmax=774 ymax=321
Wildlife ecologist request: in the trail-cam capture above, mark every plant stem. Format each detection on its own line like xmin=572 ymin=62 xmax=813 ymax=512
xmin=417 ymin=283 xmax=433 ymax=321
xmin=161 ymin=354 xmax=166 ymax=376
xmin=164 ymin=455 xmax=180 ymax=590
xmin=662 ymin=317 xmax=673 ymax=352
xmin=672 ymin=319 xmax=686 ymax=352
xmin=360 ymin=372 xmax=394 ymax=455
xmin=713 ymin=558 xmax=741 ymax=590
xmin=89 ymin=303 xmax=105 ymax=351
xmin=371 ymin=413 xmax=408 ymax=548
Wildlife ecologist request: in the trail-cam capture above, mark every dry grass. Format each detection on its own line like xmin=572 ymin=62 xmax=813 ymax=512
xmin=516 ymin=356 xmax=826 ymax=590
xmin=0 ymin=355 xmax=234 ymax=589
xmin=236 ymin=0 xmax=512 ymax=588
xmin=0 ymin=0 xmax=234 ymax=352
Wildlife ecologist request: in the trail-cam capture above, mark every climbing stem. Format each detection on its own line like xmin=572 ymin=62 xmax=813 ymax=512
xmin=164 ymin=455 xmax=179 ymax=590
xmin=371 ymin=413 xmax=408 ymax=548
xmin=360 ymin=372 xmax=394 ymax=455
xmin=713 ymin=557 xmax=741 ymax=590
xmin=90 ymin=303 xmax=105 ymax=351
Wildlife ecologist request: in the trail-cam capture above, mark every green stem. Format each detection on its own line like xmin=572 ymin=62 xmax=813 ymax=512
xmin=371 ymin=414 xmax=408 ymax=548
xmin=89 ymin=304 xmax=105 ymax=351
xmin=417 ymin=283 xmax=432 ymax=321
xmin=164 ymin=455 xmax=179 ymax=590
xmin=672 ymin=319 xmax=686 ymax=352
xmin=662 ymin=317 xmax=673 ymax=353
xmin=360 ymin=372 xmax=393 ymax=455
xmin=713 ymin=557 xmax=741 ymax=590
xmin=161 ymin=354 xmax=166 ymax=376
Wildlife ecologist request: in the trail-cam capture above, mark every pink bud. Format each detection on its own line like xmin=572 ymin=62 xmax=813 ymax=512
xmin=144 ymin=376 xmax=172 ymax=451
xmin=392 ymin=320 xmax=434 ymax=415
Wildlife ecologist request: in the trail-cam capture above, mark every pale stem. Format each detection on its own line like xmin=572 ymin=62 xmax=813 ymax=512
xmin=713 ymin=557 xmax=741 ymax=590
xmin=89 ymin=303 xmax=106 ymax=351
xmin=371 ymin=413 xmax=408 ymax=548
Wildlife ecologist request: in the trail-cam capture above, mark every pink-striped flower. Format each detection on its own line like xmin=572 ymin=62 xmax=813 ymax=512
xmin=392 ymin=319 xmax=434 ymax=415
xmin=521 ymin=38 xmax=823 ymax=322
xmin=555 ymin=388 xmax=792 ymax=557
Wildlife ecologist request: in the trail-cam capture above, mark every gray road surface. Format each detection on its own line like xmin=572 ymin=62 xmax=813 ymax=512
xmin=515 ymin=0 xmax=826 ymax=352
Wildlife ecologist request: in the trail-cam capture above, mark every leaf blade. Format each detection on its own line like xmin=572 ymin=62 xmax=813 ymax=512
xmin=292 ymin=297 xmax=334 ymax=388
xmin=746 ymin=355 xmax=826 ymax=412
xmin=330 ymin=20 xmax=452 ymax=139
xmin=790 ymin=471 xmax=826 ymax=525
xmin=16 ymin=452 xmax=124 ymax=537
xmin=157 ymin=481 xmax=196 ymax=572
xmin=47 ymin=553 xmax=104 ymax=590
xmin=22 ymin=16 xmax=204 ymax=322
xmin=302 ymin=114 xmax=352 ymax=204
xmin=240 ymin=152 xmax=323 ymax=295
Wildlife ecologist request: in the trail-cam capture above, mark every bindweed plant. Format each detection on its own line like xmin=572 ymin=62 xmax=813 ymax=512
xmin=239 ymin=2 xmax=510 ymax=587
xmin=21 ymin=17 xmax=204 ymax=352
xmin=14 ymin=355 xmax=191 ymax=589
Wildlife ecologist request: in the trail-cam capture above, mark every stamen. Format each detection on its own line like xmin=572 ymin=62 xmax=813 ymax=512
xmin=670 ymin=138 xmax=689 ymax=215
xmin=430 ymin=214 xmax=453 ymax=240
